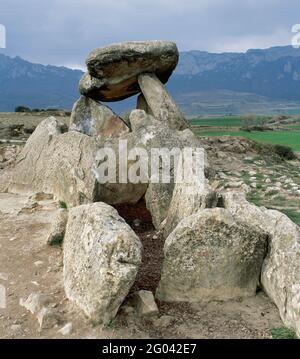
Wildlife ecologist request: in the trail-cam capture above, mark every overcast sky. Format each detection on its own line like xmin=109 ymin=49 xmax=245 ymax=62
xmin=0 ymin=0 xmax=299 ymax=69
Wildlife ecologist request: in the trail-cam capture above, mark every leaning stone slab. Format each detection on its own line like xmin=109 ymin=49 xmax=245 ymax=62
xmin=156 ymin=208 xmax=268 ymax=303
xmin=136 ymin=94 xmax=153 ymax=115
xmin=138 ymin=73 xmax=189 ymax=130
xmin=84 ymin=41 xmax=179 ymax=101
xmin=63 ymin=202 xmax=142 ymax=324
xmin=70 ymin=96 xmax=129 ymax=137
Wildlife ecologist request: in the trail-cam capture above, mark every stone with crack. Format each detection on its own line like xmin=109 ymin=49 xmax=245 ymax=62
xmin=70 ymin=96 xmax=129 ymax=137
xmin=157 ymin=208 xmax=268 ymax=303
xmin=138 ymin=73 xmax=189 ymax=130
xmin=222 ymin=191 xmax=300 ymax=338
xmin=63 ymin=202 xmax=142 ymax=324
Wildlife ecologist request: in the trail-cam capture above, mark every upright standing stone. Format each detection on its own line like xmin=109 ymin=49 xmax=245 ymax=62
xmin=63 ymin=202 xmax=142 ymax=324
xmin=138 ymin=73 xmax=189 ymax=130
xmin=164 ymin=179 xmax=218 ymax=238
xmin=222 ymin=191 xmax=300 ymax=338
xmin=129 ymin=110 xmax=208 ymax=229
xmin=136 ymin=94 xmax=153 ymax=115
xmin=157 ymin=208 xmax=268 ymax=302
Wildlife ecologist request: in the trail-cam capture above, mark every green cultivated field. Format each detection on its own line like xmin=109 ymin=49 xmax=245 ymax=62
xmin=196 ymin=130 xmax=300 ymax=152
xmin=192 ymin=116 xmax=300 ymax=152
xmin=190 ymin=117 xmax=244 ymax=127
xmin=190 ymin=115 xmax=273 ymax=127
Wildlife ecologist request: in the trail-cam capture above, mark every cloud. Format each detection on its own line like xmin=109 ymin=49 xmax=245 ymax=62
xmin=0 ymin=0 xmax=299 ymax=66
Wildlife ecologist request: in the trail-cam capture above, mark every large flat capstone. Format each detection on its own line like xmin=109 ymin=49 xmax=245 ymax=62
xmin=82 ymin=41 xmax=179 ymax=102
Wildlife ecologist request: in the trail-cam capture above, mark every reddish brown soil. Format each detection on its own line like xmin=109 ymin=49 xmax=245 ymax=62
xmin=114 ymin=199 xmax=165 ymax=294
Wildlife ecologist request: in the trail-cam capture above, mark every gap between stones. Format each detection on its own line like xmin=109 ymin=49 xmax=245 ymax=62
xmin=113 ymin=198 xmax=165 ymax=295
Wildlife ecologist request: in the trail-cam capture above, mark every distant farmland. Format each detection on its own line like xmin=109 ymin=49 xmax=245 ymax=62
xmin=192 ymin=116 xmax=300 ymax=152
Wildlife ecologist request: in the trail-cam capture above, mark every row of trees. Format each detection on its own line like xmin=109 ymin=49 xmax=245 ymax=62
xmin=15 ymin=106 xmax=63 ymax=113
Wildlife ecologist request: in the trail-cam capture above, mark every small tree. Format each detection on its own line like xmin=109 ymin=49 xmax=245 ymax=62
xmin=241 ymin=114 xmax=268 ymax=131
xmin=242 ymin=114 xmax=258 ymax=128
xmin=15 ymin=106 xmax=31 ymax=113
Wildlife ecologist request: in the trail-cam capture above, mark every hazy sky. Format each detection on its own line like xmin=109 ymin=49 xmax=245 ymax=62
xmin=0 ymin=0 xmax=299 ymax=69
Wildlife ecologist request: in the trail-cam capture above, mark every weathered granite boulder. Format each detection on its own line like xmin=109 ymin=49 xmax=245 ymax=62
xmin=222 ymin=191 xmax=300 ymax=338
xmin=79 ymin=72 xmax=105 ymax=100
xmin=83 ymin=41 xmax=179 ymax=101
xmin=164 ymin=180 xmax=219 ymax=238
xmin=138 ymin=73 xmax=189 ymax=130
xmin=8 ymin=117 xmax=98 ymax=206
xmin=156 ymin=208 xmax=268 ymax=302
xmin=8 ymin=117 xmax=146 ymax=207
xmin=129 ymin=110 xmax=209 ymax=229
xmin=93 ymin=133 xmax=148 ymax=205
xmin=70 ymin=96 xmax=129 ymax=137
xmin=63 ymin=202 xmax=142 ymax=324
xmin=260 ymin=210 xmax=300 ymax=338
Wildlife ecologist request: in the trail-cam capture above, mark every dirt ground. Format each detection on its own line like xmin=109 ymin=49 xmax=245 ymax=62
xmin=0 ymin=192 xmax=283 ymax=339
xmin=0 ymin=114 xmax=297 ymax=339
xmin=0 ymin=113 xmax=69 ymax=143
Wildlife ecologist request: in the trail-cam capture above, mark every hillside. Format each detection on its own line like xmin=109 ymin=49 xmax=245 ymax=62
xmin=0 ymin=54 xmax=82 ymax=111
xmin=1 ymin=46 xmax=300 ymax=115
xmin=169 ymin=46 xmax=300 ymax=116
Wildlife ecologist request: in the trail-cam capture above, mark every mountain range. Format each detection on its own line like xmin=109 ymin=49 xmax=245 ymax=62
xmin=1 ymin=46 xmax=300 ymax=116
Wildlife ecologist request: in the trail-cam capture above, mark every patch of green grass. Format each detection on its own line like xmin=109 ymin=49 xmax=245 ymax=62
xmin=90 ymin=319 xmax=100 ymax=328
xmin=190 ymin=116 xmax=244 ymax=127
xmin=279 ymin=209 xmax=300 ymax=226
xmin=271 ymin=327 xmax=297 ymax=339
xmin=90 ymin=318 xmax=118 ymax=329
xmin=271 ymin=195 xmax=288 ymax=207
xmin=254 ymin=172 xmax=265 ymax=181
xmin=48 ymin=234 xmax=64 ymax=247
xmin=196 ymin=130 xmax=300 ymax=152
xmin=265 ymin=190 xmax=279 ymax=197
xmin=59 ymin=201 xmax=68 ymax=209
xmin=246 ymin=192 xmax=262 ymax=206
xmin=103 ymin=318 xmax=118 ymax=329
xmin=242 ymin=173 xmax=251 ymax=184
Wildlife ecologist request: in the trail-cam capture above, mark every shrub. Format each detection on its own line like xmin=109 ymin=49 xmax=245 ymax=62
xmin=48 ymin=234 xmax=64 ymax=247
xmin=59 ymin=201 xmax=68 ymax=209
xmin=273 ymin=145 xmax=296 ymax=160
xmin=15 ymin=106 xmax=31 ymax=113
xmin=241 ymin=126 xmax=270 ymax=132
